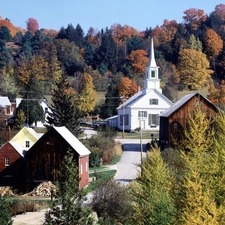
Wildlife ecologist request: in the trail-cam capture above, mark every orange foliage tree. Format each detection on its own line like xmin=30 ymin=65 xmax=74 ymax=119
xmin=0 ymin=17 xmax=16 ymax=37
xmin=204 ymin=28 xmax=223 ymax=60
xmin=204 ymin=28 xmax=223 ymax=75
xmin=118 ymin=77 xmax=138 ymax=99
xmin=159 ymin=20 xmax=178 ymax=44
xmin=207 ymin=80 xmax=225 ymax=105
xmin=111 ymin=23 xmax=142 ymax=45
xmin=183 ymin=8 xmax=207 ymax=30
xmin=213 ymin=4 xmax=225 ymax=21
xmin=126 ymin=49 xmax=148 ymax=74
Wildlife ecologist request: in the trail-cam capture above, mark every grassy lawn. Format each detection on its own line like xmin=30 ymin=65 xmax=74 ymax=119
xmin=86 ymin=170 xmax=117 ymax=193
xmin=115 ymin=131 xmax=159 ymax=139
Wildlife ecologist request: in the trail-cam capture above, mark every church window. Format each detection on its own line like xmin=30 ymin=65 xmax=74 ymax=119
xmin=138 ymin=111 xmax=147 ymax=117
xmin=149 ymin=99 xmax=159 ymax=105
xmin=148 ymin=114 xmax=159 ymax=126
xmin=151 ymin=71 xmax=156 ymax=78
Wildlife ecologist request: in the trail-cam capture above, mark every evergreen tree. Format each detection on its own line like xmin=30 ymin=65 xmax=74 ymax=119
xmin=46 ymin=75 xmax=81 ymax=135
xmin=0 ymin=25 xmax=12 ymax=41
xmin=0 ymin=195 xmax=13 ymax=225
xmin=74 ymin=24 xmax=84 ymax=48
xmin=100 ymin=82 xmax=120 ymax=118
xmin=44 ymin=150 xmax=93 ymax=225
xmin=0 ymin=40 xmax=13 ymax=69
xmin=129 ymin=146 xmax=176 ymax=225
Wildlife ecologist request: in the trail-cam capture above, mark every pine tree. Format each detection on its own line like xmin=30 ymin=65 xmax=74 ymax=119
xmin=0 ymin=195 xmax=12 ymax=225
xmin=46 ymin=75 xmax=81 ymax=136
xmin=129 ymin=146 xmax=176 ymax=225
xmin=44 ymin=150 xmax=92 ymax=225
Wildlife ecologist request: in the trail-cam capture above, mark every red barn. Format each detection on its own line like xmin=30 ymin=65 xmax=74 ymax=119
xmin=25 ymin=126 xmax=91 ymax=192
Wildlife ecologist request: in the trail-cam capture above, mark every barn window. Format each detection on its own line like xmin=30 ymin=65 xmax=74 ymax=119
xmin=149 ymin=99 xmax=158 ymax=105
xmin=5 ymin=158 xmax=10 ymax=166
xmin=25 ymin=140 xmax=30 ymax=148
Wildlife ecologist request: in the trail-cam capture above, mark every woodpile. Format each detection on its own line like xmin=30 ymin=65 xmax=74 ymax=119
xmin=25 ymin=181 xmax=56 ymax=197
xmin=0 ymin=186 xmax=15 ymax=196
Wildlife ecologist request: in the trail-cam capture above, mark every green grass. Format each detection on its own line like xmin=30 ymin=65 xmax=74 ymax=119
xmin=86 ymin=170 xmax=117 ymax=193
xmin=115 ymin=131 xmax=159 ymax=139
xmin=110 ymin=155 xmax=121 ymax=165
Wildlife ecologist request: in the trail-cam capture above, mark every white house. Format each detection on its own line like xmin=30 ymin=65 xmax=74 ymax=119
xmin=116 ymin=38 xmax=173 ymax=132
xmin=16 ymin=98 xmax=51 ymax=127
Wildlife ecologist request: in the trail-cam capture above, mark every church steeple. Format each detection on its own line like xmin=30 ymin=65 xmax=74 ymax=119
xmin=143 ymin=38 xmax=161 ymax=93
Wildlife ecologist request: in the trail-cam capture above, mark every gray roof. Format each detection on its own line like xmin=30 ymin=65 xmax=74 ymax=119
xmin=159 ymin=92 xmax=217 ymax=118
xmin=0 ymin=97 xmax=11 ymax=107
xmin=117 ymin=89 xmax=173 ymax=110
xmin=8 ymin=141 xmax=25 ymax=156
xmin=53 ymin=126 xmax=91 ymax=157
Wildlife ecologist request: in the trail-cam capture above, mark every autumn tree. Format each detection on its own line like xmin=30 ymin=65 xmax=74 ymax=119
xmin=204 ymin=28 xmax=223 ymax=75
xmin=16 ymin=54 xmax=48 ymax=89
xmin=118 ymin=76 xmax=138 ymax=99
xmin=26 ymin=18 xmax=39 ymax=34
xmin=176 ymin=48 xmax=213 ymax=90
xmin=175 ymin=107 xmax=225 ymax=224
xmin=0 ymin=17 xmax=16 ymax=37
xmin=126 ymin=49 xmax=148 ymax=75
xmin=213 ymin=4 xmax=225 ymax=21
xmin=183 ymin=8 xmax=207 ymax=30
xmin=129 ymin=146 xmax=176 ymax=225
xmin=14 ymin=109 xmax=26 ymax=129
xmin=77 ymin=72 xmax=97 ymax=115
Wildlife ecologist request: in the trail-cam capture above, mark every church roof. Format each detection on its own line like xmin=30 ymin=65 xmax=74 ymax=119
xmin=117 ymin=88 xmax=173 ymax=109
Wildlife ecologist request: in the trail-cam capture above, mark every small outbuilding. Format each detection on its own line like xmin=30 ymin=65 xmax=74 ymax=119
xmin=159 ymin=92 xmax=219 ymax=150
xmin=25 ymin=126 xmax=91 ymax=192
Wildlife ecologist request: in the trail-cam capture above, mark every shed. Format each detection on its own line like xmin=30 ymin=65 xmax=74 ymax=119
xmin=25 ymin=126 xmax=91 ymax=192
xmin=159 ymin=92 xmax=219 ymax=149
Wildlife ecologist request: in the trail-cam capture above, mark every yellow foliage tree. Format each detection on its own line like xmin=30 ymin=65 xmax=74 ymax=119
xmin=77 ymin=73 xmax=97 ymax=115
xmin=16 ymin=55 xmax=49 ymax=87
xmin=176 ymin=49 xmax=213 ymax=90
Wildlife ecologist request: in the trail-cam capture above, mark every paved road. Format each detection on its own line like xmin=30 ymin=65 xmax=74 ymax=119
xmin=12 ymin=136 xmax=150 ymax=224
xmin=114 ymin=138 xmax=149 ymax=185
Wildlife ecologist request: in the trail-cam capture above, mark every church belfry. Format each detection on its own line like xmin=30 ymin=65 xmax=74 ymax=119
xmin=144 ymin=38 xmax=161 ymax=93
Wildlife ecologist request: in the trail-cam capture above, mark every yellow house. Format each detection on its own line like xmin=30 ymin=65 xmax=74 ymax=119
xmin=10 ymin=127 xmax=44 ymax=150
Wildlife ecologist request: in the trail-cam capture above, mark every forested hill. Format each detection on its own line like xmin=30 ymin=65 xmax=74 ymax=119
xmin=0 ymin=4 xmax=225 ymax=118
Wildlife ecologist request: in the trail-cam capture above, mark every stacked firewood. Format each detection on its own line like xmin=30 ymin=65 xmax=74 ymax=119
xmin=0 ymin=186 xmax=15 ymax=196
xmin=25 ymin=181 xmax=56 ymax=197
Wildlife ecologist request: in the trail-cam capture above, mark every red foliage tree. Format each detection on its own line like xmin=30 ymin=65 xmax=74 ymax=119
xmin=26 ymin=18 xmax=39 ymax=34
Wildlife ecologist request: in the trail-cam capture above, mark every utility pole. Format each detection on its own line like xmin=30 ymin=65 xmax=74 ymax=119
xmin=139 ymin=118 xmax=143 ymax=165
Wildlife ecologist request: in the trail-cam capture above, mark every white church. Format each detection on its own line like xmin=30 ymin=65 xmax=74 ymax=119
xmin=115 ymin=38 xmax=173 ymax=132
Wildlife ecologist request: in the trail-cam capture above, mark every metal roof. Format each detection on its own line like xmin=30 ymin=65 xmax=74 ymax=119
xmin=0 ymin=97 xmax=11 ymax=107
xmin=159 ymin=92 xmax=217 ymax=118
xmin=8 ymin=141 xmax=25 ymax=156
xmin=53 ymin=126 xmax=91 ymax=157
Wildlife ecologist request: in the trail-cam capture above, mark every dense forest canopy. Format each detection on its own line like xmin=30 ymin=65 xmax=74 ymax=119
xmin=0 ymin=4 xmax=225 ymax=119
